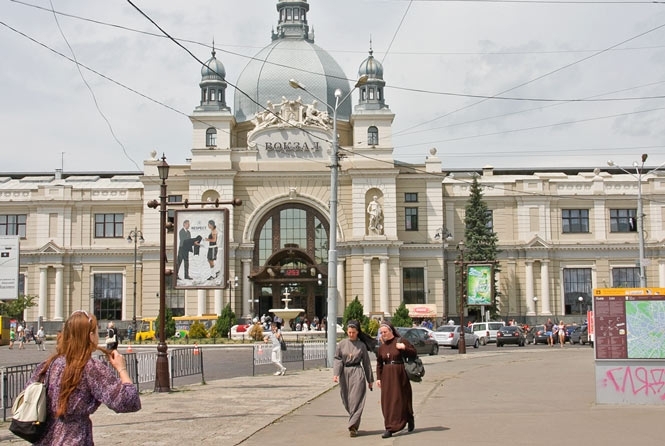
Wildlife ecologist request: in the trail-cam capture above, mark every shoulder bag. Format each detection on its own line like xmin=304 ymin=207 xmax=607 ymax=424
xmin=399 ymin=338 xmax=425 ymax=382
xmin=279 ymin=336 xmax=287 ymax=351
xmin=9 ymin=367 xmax=50 ymax=443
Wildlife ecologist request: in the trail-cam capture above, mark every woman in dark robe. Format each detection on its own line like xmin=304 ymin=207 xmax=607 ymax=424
xmin=376 ymin=321 xmax=417 ymax=438
xmin=332 ymin=320 xmax=375 ymax=437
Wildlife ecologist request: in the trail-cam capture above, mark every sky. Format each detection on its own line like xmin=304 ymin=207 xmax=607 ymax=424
xmin=2 ymin=0 xmax=665 ymax=173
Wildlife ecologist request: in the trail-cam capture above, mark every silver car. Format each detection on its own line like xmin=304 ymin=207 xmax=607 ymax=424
xmin=433 ymin=325 xmax=480 ymax=349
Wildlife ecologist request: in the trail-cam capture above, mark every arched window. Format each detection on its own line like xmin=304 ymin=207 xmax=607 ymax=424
xmin=206 ymin=128 xmax=217 ymax=147
xmin=367 ymin=126 xmax=379 ymax=146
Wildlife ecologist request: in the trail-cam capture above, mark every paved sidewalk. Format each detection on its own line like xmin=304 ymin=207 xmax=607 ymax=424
xmin=3 ymin=348 xmax=665 ymax=445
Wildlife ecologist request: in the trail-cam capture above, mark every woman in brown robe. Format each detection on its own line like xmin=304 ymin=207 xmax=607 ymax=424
xmin=333 ymin=320 xmax=374 ymax=437
xmin=376 ymin=322 xmax=417 ymax=438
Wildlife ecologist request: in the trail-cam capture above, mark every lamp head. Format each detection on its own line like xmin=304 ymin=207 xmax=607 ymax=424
xmin=157 ymin=155 xmax=169 ymax=180
xmin=127 ymin=235 xmax=133 ymax=243
xmin=533 ymin=296 xmax=538 ymax=302
xmin=642 ymin=153 xmax=648 ymax=163
xmin=607 ymin=160 xmax=615 ymax=167
xmin=334 ymin=88 xmax=342 ymax=99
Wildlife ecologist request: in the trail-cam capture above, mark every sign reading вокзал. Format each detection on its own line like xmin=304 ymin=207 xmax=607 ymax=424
xmin=0 ymin=235 xmax=19 ymax=299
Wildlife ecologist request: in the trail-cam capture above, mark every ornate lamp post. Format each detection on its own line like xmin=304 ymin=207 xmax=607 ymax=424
xmin=290 ymin=75 xmax=368 ymax=367
xmin=578 ymin=296 xmax=584 ymax=316
xmin=127 ymin=228 xmax=144 ymax=332
xmin=227 ymin=276 xmax=239 ymax=307
xmin=435 ymin=227 xmax=453 ymax=321
xmin=147 ymin=155 xmax=170 ymax=392
xmin=533 ymin=296 xmax=538 ymax=317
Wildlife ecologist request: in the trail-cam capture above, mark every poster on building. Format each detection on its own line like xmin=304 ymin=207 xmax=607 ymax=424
xmin=173 ymin=209 xmax=228 ymax=289
xmin=0 ymin=235 xmax=19 ymax=300
xmin=593 ymin=288 xmax=665 ymax=360
xmin=466 ymin=264 xmax=493 ymax=306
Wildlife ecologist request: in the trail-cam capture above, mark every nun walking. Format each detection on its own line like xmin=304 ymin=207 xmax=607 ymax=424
xmin=333 ymin=320 xmax=375 ymax=437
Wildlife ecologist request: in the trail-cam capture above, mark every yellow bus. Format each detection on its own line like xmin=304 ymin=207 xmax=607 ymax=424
xmin=135 ymin=317 xmax=156 ymax=342
xmin=173 ymin=314 xmax=218 ymax=338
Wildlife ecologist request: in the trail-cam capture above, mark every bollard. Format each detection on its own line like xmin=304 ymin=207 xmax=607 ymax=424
xmin=127 ymin=343 xmax=133 ymax=353
xmin=193 ymin=343 xmax=199 ymax=355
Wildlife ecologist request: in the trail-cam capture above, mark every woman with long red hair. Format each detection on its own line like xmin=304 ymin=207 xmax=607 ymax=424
xmin=24 ymin=310 xmax=141 ymax=445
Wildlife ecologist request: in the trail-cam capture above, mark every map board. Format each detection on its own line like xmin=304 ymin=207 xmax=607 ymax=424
xmin=593 ymin=288 xmax=665 ymax=404
xmin=593 ymin=288 xmax=665 ymax=360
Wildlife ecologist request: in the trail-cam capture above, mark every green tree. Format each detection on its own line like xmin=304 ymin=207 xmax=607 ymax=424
xmin=215 ymin=304 xmax=237 ymax=338
xmin=390 ymin=302 xmax=412 ymax=328
xmin=155 ymin=307 xmax=176 ymax=340
xmin=0 ymin=295 xmax=37 ymax=318
xmin=342 ymin=296 xmax=369 ymax=332
xmin=463 ymin=176 xmax=501 ymax=318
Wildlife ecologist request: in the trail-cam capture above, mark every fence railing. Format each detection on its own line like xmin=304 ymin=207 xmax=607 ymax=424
xmin=252 ymin=340 xmax=327 ymax=375
xmin=1 ymin=347 xmax=204 ymax=421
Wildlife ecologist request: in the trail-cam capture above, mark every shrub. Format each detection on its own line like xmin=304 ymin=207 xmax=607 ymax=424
xmin=366 ymin=318 xmax=380 ymax=337
xmin=343 ymin=296 xmax=368 ymax=332
xmin=188 ymin=321 xmax=208 ymax=339
xmin=215 ymin=304 xmax=237 ymax=338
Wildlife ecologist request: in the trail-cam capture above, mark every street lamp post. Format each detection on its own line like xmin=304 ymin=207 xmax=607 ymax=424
xmin=578 ymin=296 xmax=584 ymax=316
xmin=456 ymin=241 xmax=467 ymax=355
xmin=227 ymin=276 xmax=239 ymax=307
xmin=147 ymin=155 xmax=170 ymax=392
xmin=127 ymin=228 xmax=144 ymax=333
xmin=435 ymin=227 xmax=453 ymax=321
xmin=607 ymin=155 xmax=665 ymax=288
xmin=533 ymin=296 xmax=538 ymax=317
xmin=290 ymin=76 xmax=368 ymax=367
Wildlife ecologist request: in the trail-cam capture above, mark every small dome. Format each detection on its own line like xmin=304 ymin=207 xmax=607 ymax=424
xmin=358 ymin=50 xmax=383 ymax=80
xmin=201 ymin=50 xmax=226 ymax=81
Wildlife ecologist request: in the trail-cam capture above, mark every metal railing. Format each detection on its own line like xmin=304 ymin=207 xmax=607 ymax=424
xmin=1 ymin=347 xmax=204 ymax=421
xmin=252 ymin=340 xmax=327 ymax=375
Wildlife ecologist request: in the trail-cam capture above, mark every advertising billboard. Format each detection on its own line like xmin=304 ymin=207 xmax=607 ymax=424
xmin=0 ymin=235 xmax=19 ymax=300
xmin=466 ymin=264 xmax=494 ymax=306
xmin=173 ymin=209 xmax=228 ymax=289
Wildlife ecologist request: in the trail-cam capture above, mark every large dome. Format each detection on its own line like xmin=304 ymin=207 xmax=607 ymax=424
xmin=234 ymin=1 xmax=351 ymax=123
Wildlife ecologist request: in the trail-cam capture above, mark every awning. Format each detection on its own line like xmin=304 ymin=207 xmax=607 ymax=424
xmin=406 ymin=304 xmax=437 ymax=318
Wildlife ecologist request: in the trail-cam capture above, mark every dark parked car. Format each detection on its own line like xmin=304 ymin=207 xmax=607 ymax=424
xmin=496 ymin=325 xmax=526 ymax=347
xmin=570 ymin=325 xmax=590 ymax=345
xmin=526 ymin=325 xmax=549 ymax=345
xmin=395 ymin=327 xmax=439 ymax=355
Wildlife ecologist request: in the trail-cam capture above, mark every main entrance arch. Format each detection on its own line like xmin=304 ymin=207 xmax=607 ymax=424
xmin=249 ymin=203 xmax=329 ymax=325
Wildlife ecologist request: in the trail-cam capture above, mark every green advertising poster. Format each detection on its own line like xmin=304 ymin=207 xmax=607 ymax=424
xmin=467 ymin=264 xmax=493 ymax=306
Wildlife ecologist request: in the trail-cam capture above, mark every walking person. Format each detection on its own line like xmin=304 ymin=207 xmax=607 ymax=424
xmin=545 ymin=318 xmax=554 ymax=347
xmin=264 ymin=322 xmax=286 ymax=376
xmin=376 ymin=321 xmax=417 ymax=438
xmin=21 ymin=310 xmax=141 ymax=445
xmin=333 ymin=320 xmax=375 ymax=437
xmin=9 ymin=326 xmax=15 ymax=349
xmin=36 ymin=326 xmax=46 ymax=351
xmin=17 ymin=324 xmax=25 ymax=349
xmin=558 ymin=320 xmax=566 ymax=347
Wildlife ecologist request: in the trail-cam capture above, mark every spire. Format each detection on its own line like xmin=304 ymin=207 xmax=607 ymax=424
xmin=271 ymin=1 xmax=312 ymax=42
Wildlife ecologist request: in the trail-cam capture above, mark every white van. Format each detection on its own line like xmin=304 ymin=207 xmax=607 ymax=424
xmin=471 ymin=321 xmax=505 ymax=345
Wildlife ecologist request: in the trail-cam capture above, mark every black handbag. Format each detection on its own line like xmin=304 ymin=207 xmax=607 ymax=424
xmin=280 ymin=337 xmax=287 ymax=351
xmin=404 ymin=355 xmax=425 ymax=382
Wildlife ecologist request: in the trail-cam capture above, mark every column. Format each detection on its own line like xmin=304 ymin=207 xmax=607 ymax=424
xmin=525 ymin=261 xmax=535 ymax=315
xmin=214 ymin=289 xmax=223 ymax=315
xmin=197 ymin=289 xmax=206 ymax=315
xmin=39 ymin=267 xmax=48 ymax=319
xmin=659 ymin=260 xmax=665 ymax=288
xmin=337 ymin=259 xmax=346 ymax=316
xmin=541 ymin=260 xmax=551 ymax=315
xmin=54 ymin=266 xmax=64 ymax=321
xmin=242 ymin=259 xmax=252 ymax=317
xmin=379 ymin=256 xmax=389 ymax=315
xmin=363 ymin=257 xmax=373 ymax=313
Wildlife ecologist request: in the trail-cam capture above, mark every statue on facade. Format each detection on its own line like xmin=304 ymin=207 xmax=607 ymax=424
xmin=367 ymin=195 xmax=383 ymax=234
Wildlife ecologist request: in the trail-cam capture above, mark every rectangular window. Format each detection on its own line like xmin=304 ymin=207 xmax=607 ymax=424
xmin=404 ymin=193 xmax=418 ymax=203
xmin=166 ymin=275 xmax=185 ymax=316
xmin=0 ymin=214 xmax=27 ymax=238
xmin=94 ymin=214 xmax=124 ymax=238
xmin=610 ymin=209 xmax=637 ymax=232
xmin=563 ymin=268 xmax=592 ymax=315
xmin=403 ymin=267 xmax=425 ymax=304
xmin=612 ymin=267 xmax=640 ymax=288
xmin=167 ymin=195 xmax=183 ymax=227
xmin=405 ymin=207 xmax=419 ymax=231
xmin=18 ymin=273 xmax=25 ymax=295
xmin=562 ymin=209 xmax=589 ymax=233
xmin=92 ymin=273 xmax=123 ymax=320
xmin=485 ymin=210 xmax=494 ymax=230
